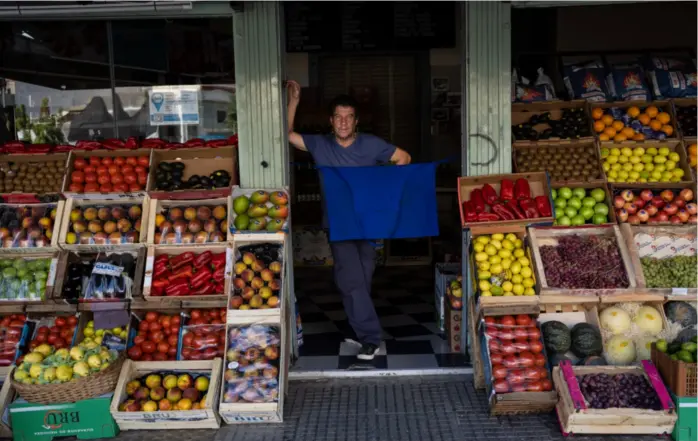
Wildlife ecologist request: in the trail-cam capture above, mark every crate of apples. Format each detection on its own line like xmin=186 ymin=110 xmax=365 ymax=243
xmin=64 ymin=203 xmax=143 ymax=245
xmin=153 ymin=203 xmax=228 ymax=245
xmin=120 ymin=371 xmax=211 ymax=412
xmin=180 ymin=309 xmax=227 ymax=361
xmin=614 ymin=188 xmax=696 ymax=225
xmin=0 ymin=314 xmax=27 ymax=366
xmin=67 ymin=155 xmax=149 ymax=194
xmin=127 ymin=312 xmax=181 ymax=361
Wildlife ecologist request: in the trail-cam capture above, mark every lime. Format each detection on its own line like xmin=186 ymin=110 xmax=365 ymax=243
xmin=513 ymin=249 xmax=525 ymax=258
xmin=485 ymin=245 xmax=497 ymax=256
xmin=677 ymin=350 xmax=694 ymax=363
xmin=655 ymin=339 xmax=668 ymax=353
xmin=681 ymin=342 xmax=697 ymax=353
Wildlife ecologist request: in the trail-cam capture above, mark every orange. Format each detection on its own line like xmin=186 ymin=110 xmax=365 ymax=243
xmin=661 ymin=125 xmax=673 ymax=136
xmin=632 ymin=133 xmax=645 ymax=141
xmin=621 ymin=127 xmax=635 ymax=138
xmin=593 ymin=120 xmax=606 ymax=133
xmin=626 ymin=106 xmax=641 ymax=118
xmin=613 ymin=134 xmax=627 ymax=142
xmin=689 ymin=144 xmax=697 ymax=156
xmin=649 ymin=120 xmax=663 ymax=131
xmin=611 ymin=120 xmax=625 ymax=131
xmin=599 ymin=134 xmax=610 ymax=141
xmin=591 ymin=108 xmax=604 ymax=120
xmin=603 ymin=127 xmax=617 ymax=138
xmin=601 ymin=115 xmax=614 ymax=126
xmin=646 ymin=105 xmax=659 ymax=118
xmin=637 ymin=113 xmax=651 ymax=126
xmin=656 ymin=112 xmax=671 ymax=124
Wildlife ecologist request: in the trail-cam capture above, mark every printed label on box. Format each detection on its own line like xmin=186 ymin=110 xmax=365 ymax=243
xmin=634 ymin=232 xmax=697 ymax=258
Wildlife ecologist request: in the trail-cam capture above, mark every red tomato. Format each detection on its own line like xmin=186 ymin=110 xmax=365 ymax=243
xmin=484 ymin=316 xmax=496 ymax=325
xmin=60 ymin=328 xmax=72 ymax=341
xmin=137 ymin=173 xmax=148 ymax=185
xmin=150 ymin=331 xmax=164 ymax=343
xmin=488 ymin=339 xmax=500 ymax=353
xmin=529 ymin=340 xmax=543 ymax=354
xmin=541 ymin=379 xmax=553 ymax=391
xmin=181 ymin=348 xmax=192 ymax=359
xmin=114 ymin=183 xmax=129 ymax=192
xmin=124 ymin=173 xmax=137 ymax=185
xmin=191 ymin=310 xmax=202 ymax=320
xmin=101 ymin=157 xmax=113 ymax=166
xmin=149 ymin=321 xmax=161 ymax=332
xmin=492 ymin=364 xmax=508 ymax=380
xmin=501 ymin=342 xmax=517 ymax=355
xmin=189 ymin=351 xmax=203 ymax=361
xmin=71 ymin=171 xmax=85 ymax=184
xmin=84 ymin=183 xmax=100 ymax=192
xmin=114 ymin=157 xmax=126 ymax=166
xmin=128 ymin=345 xmax=143 ymax=360
xmin=69 ymin=183 xmax=84 ymax=192
xmin=167 ymin=334 xmax=178 ymax=347
xmin=502 ymin=355 xmax=518 ymax=369
xmin=152 ymin=352 xmax=166 ymax=361
xmin=111 ymin=174 xmax=124 ymax=185
xmin=107 ymin=165 xmax=119 ymax=175
xmin=527 ymin=327 xmax=541 ymax=340
xmin=183 ymin=333 xmax=194 ymax=347
xmin=141 ymin=341 xmax=156 ymax=354
xmin=135 ymin=165 xmax=147 ymax=174
xmin=85 ymin=173 xmax=98 ymax=184
xmin=54 ymin=338 xmax=66 ymax=349
xmin=512 ymin=341 xmax=530 ymax=352
xmin=129 ymin=184 xmax=142 ymax=192
xmin=498 ymin=329 xmax=514 ymax=340
xmin=145 ymin=312 xmax=158 ymax=322
xmin=157 ymin=341 xmax=169 ymax=353
xmin=160 ymin=316 xmax=171 ymax=327
xmin=83 ymin=165 xmax=96 ymax=174
xmin=67 ymin=316 xmax=78 ymax=326
xmin=50 ymin=326 xmax=60 ymax=334
xmin=485 ymin=325 xmax=498 ymax=338
xmin=500 ymin=315 xmax=516 ymax=327
xmin=96 ymin=166 xmax=109 ymax=176
xmin=141 ymin=353 xmax=153 ymax=361
xmin=511 ymin=383 xmax=527 ymax=392
xmin=526 ymin=381 xmax=543 ymax=392
xmin=537 ymin=366 xmax=549 ymax=379
xmin=97 ymin=174 xmax=111 ymax=185
xmin=126 ymin=157 xmax=138 ymax=166
xmin=524 ymin=367 xmax=541 ymax=381
xmin=89 ymin=157 xmax=101 ymax=166
xmin=515 ymin=314 xmax=532 ymax=326
xmin=493 ymin=379 xmax=510 ymax=394
xmin=170 ymin=325 xmax=179 ymax=335
xmin=120 ymin=164 xmax=133 ymax=174
xmin=514 ymin=328 xmax=529 ymax=340
xmin=35 ymin=333 xmax=46 ymax=343
xmin=203 ymin=347 xmax=218 ymax=359
xmin=534 ymin=353 xmax=546 ymax=367
xmin=518 ymin=351 xmax=535 ymax=368
xmin=507 ymin=369 xmax=525 ymax=384
xmin=134 ymin=335 xmax=146 ymax=346
xmin=74 ymin=158 xmax=87 ymax=169
xmin=137 ymin=156 xmax=150 ymax=167
xmin=171 ymin=316 xmax=181 ymax=326
xmin=168 ymin=346 xmax=178 ymax=357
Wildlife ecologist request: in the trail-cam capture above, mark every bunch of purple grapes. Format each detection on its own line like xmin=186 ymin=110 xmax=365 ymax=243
xmin=579 ymin=373 xmax=661 ymax=410
xmin=540 ymin=235 xmax=629 ymax=289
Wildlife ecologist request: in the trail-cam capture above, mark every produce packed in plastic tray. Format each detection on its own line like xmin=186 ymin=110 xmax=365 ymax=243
xmin=64 ymin=203 xmax=144 ymax=245
xmin=179 ymin=308 xmax=227 ymax=360
xmin=118 ymin=370 xmax=213 ymax=412
xmin=127 ymin=311 xmax=182 ymax=362
xmin=153 ymin=203 xmax=228 ymax=244
xmin=481 ymin=314 xmax=553 ymax=394
xmin=0 ymin=314 xmax=28 ymax=366
xmin=0 ymin=204 xmax=58 ymax=249
xmin=231 ymin=188 xmax=289 ymax=232
xmin=472 ymin=233 xmax=536 ymax=298
xmin=151 ymin=250 xmax=226 ymax=298
xmin=613 ymin=187 xmax=696 ymax=226
xmin=0 ymin=256 xmax=53 ymax=302
xmin=63 ymin=251 xmax=139 ymax=301
xmin=222 ymin=324 xmax=280 ymax=404
xmin=230 ymin=242 xmax=283 ymax=311
xmin=632 ymin=226 xmax=697 ymax=289
xmin=66 ymin=154 xmax=150 ymax=194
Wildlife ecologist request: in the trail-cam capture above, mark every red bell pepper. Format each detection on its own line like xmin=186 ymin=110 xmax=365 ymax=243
xmin=504 ymin=200 xmax=525 ymax=220
xmin=193 ymin=251 xmax=212 ymax=269
xmin=185 ymin=138 xmax=205 ymax=148
xmin=477 ymin=212 xmax=500 ymax=222
xmin=53 ymin=145 xmax=73 ymax=153
xmin=4 ymin=142 xmax=25 ymax=153
xmin=190 ymin=283 xmax=213 ymax=296
xmin=75 ymin=140 xmax=101 ymax=151
xmin=206 ymin=139 xmax=229 ymax=148
xmin=491 ymin=203 xmax=514 ymax=220
xmin=470 ymin=189 xmax=485 ymax=213
xmin=101 ymin=139 xmax=125 ymax=150
xmin=25 ymin=144 xmax=52 ymax=153
xmin=481 ymin=184 xmax=498 ymax=205
xmin=153 ymin=261 xmax=169 ymax=279
xmin=141 ymin=138 xmax=166 ymax=149
xmin=500 ymin=179 xmax=514 ymax=201
xmin=166 ymin=280 xmax=190 ymax=296
xmin=165 ymin=143 xmax=185 ymax=150
xmin=463 ymin=201 xmax=477 ymax=223
xmin=212 ymin=266 xmax=225 ymax=283
xmin=519 ymin=198 xmax=539 ymax=219
xmin=125 ymin=137 xmax=139 ymax=149
xmin=152 ymin=278 xmax=170 ymax=294
xmin=211 ymin=252 xmax=226 ymax=271
xmin=170 ymin=252 xmax=194 ymax=271
xmin=191 ymin=267 xmax=212 ymax=289
xmin=169 ymin=265 xmax=193 ymax=282
xmin=155 ymin=254 xmax=169 ymax=266
xmin=534 ymin=196 xmax=552 ymax=217
xmin=514 ymin=179 xmax=531 ymax=200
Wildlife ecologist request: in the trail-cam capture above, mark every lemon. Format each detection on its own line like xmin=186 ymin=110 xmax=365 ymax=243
xmin=662 ymin=171 xmax=673 ymax=181
xmin=523 ymin=278 xmax=535 ymax=288
xmin=622 ymin=163 xmax=634 ymax=172
xmin=654 ymin=164 xmax=666 ymax=173
xmin=654 ymin=155 xmax=667 ymax=164
xmin=24 ymin=352 xmax=44 ymax=364
xmin=658 ymin=147 xmax=670 ymax=156
xmin=87 ymin=354 xmax=102 ymax=369
xmin=490 ymin=240 xmax=502 ymax=250
xmin=511 ymin=274 xmax=523 ymax=284
xmin=668 ymin=152 xmax=680 ymax=162
xmin=502 ymin=281 xmax=513 ymax=292
xmin=633 ymin=147 xmax=645 ymax=156
xmin=498 ymin=249 xmax=511 ymax=259
xmin=603 ymin=162 xmax=611 ymax=172
xmin=476 ymin=235 xmax=490 ymax=244
xmin=43 ymin=367 xmax=56 ymax=382
xmin=481 ymin=290 xmax=492 ymax=297
xmin=633 ymin=163 xmax=645 ymax=172
xmin=606 ymin=155 xmax=618 ymax=164
xmin=629 ymin=171 xmax=640 ymax=181
xmin=501 ymin=239 xmax=514 ymax=250
xmin=524 ymin=287 xmax=536 ymax=296
xmin=491 ymin=286 xmax=503 ymax=296
xmin=511 ymin=262 xmax=522 ymax=275
xmin=600 ymin=147 xmax=609 ymax=158
xmin=618 ymin=170 xmax=629 ymax=180
xmin=513 ymin=284 xmax=525 ymax=296
xmin=475 ymin=252 xmax=488 ymax=262
xmin=56 ymin=365 xmax=73 ymax=382
xmin=479 ymin=280 xmax=491 ymax=292
xmin=485 ymin=245 xmax=497 ymax=256
xmin=618 ymin=155 xmax=629 ymax=164
xmin=645 ymin=163 xmax=654 ymax=172
xmin=503 ymin=291 xmax=514 ymax=297
xmin=94 ymin=336 xmax=103 ymax=345
xmin=610 ymin=147 xmax=621 ymax=156
xmin=492 ymin=233 xmax=504 ymax=241
xmin=87 ymin=320 xmax=95 ymax=328
xmin=35 ymin=344 xmax=53 ymax=357
xmin=478 ymin=261 xmax=490 ymax=271
xmin=29 ymin=364 xmax=43 ymax=379
xmin=73 ymin=361 xmax=90 ymax=377
xmin=518 ymin=257 xmax=530 ymax=267
xmin=489 ymin=255 xmax=501 ymax=265
xmin=651 ymin=170 xmax=663 ymax=180
xmin=70 ymin=346 xmax=85 ymax=361
xmin=500 ymin=258 xmax=512 ymax=270
xmin=95 ymin=329 xmax=105 ymax=337
xmin=672 ymin=169 xmax=685 ymax=178
xmin=13 ymin=370 xmax=28 ymax=381
xmin=490 ymin=264 xmax=503 ymax=274
xmin=478 ymin=271 xmax=491 ymax=280
xmin=647 ymin=147 xmax=658 ymax=155
xmin=474 ymin=242 xmax=485 ymax=252
xmin=120 ymin=330 xmax=128 ymax=340
xmin=611 ymin=163 xmax=621 ymax=171
xmin=520 ymin=267 xmax=533 ymax=279
xmin=505 ymin=233 xmax=517 ymax=242
xmin=83 ymin=327 xmax=94 ymax=337
xmin=629 ymin=155 xmax=641 ymax=164
xmin=513 ymin=249 xmax=525 ymax=258
xmin=621 ymin=147 xmax=633 ymax=157
xmin=514 ymin=239 xmax=523 ymax=249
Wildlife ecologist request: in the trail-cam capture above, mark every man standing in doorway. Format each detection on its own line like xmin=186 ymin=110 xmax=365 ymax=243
xmin=286 ymin=80 xmax=411 ymax=360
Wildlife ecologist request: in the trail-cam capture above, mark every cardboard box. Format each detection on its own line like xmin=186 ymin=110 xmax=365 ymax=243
xmin=9 ymin=394 xmax=119 ymax=441
xmin=292 ymin=226 xmax=333 ymax=267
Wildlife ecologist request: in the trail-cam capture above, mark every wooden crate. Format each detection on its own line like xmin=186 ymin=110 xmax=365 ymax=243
xmin=672 ymin=98 xmax=696 ymax=139
xmin=0 ymin=200 xmax=65 ymax=254
xmin=599 ymin=140 xmax=694 ymax=187
xmin=0 ymin=375 xmax=15 ymax=438
xmin=110 ymin=359 xmax=222 ymax=430
xmin=0 ymin=251 xmax=61 ymax=305
xmin=0 ymin=152 xmax=68 ymax=197
xmin=468 ymin=296 xmax=485 ymax=390
xmin=619 ymin=223 xmax=697 ymax=296
xmin=50 ymin=248 xmax=146 ymax=304
xmin=554 ymin=361 xmax=677 ymax=435
xmin=61 ymin=149 xmax=152 ymax=199
xmin=458 ymin=172 xmax=554 ymax=229
xmin=147 ymin=146 xmax=237 ymax=200
xmin=592 ymin=100 xmax=679 ymax=144
xmin=229 ymin=186 xmax=290 ymax=234
xmin=538 ymin=299 xmax=603 ymax=362
xmin=57 ymin=197 xmax=150 ymax=252
xmin=73 ymin=309 xmax=132 ymax=352
xmin=528 ymin=225 xmax=637 ymax=297
xmin=142 ymin=245 xmax=231 ymax=306
xmin=512 ymin=100 xmax=594 ymax=145
xmin=513 ymin=141 xmax=606 ymax=185
xmin=146 ymin=197 xmax=231 ymax=246
xmin=651 ymin=344 xmax=697 ymax=398
xmin=550 ymin=182 xmax=617 ymax=224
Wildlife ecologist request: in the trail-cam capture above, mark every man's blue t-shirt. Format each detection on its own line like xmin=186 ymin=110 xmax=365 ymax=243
xmin=301 ymin=133 xmax=396 ymax=228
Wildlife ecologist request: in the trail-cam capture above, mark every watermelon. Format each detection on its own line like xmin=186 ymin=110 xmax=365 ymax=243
xmin=570 ymin=323 xmax=603 ymax=358
xmin=665 ymin=301 xmax=697 ymax=328
xmin=578 ymin=355 xmax=607 ymax=366
xmin=542 ymin=320 xmax=571 ymax=353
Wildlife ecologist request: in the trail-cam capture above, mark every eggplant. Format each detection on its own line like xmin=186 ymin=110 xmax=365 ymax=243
xmin=171 ymin=161 xmax=185 ymax=171
xmin=158 ymin=162 xmax=173 ymax=172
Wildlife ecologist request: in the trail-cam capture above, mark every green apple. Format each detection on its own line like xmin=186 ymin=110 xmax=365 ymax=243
xmin=582 ymin=197 xmax=597 ymax=208
xmin=551 ymin=189 xmax=557 ymax=200
xmin=594 ymin=204 xmax=609 ymax=216
xmin=555 ymin=208 xmax=565 ymax=219
xmin=580 ymin=206 xmax=595 ymax=221
xmin=590 ymin=188 xmax=606 ymax=202
xmin=558 ymin=187 xmax=573 ymax=200
xmin=572 ymin=188 xmax=586 ymax=200
xmin=567 ymin=197 xmax=582 ymax=210
xmin=571 ymin=215 xmax=586 ymax=226
xmin=554 ymin=198 xmax=567 ymax=210
xmin=592 ymin=214 xmax=607 ymax=225
xmin=564 ymin=206 xmax=578 ymax=218
xmin=558 ymin=216 xmax=572 ymax=227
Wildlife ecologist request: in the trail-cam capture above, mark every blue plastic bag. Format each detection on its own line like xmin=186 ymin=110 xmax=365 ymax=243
xmin=317 ymin=163 xmax=440 ymax=242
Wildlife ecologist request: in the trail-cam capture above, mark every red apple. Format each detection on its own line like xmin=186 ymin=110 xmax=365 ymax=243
xmin=647 ymin=216 xmax=660 ymax=224
xmin=664 ymin=203 xmax=678 ymax=216
xmin=621 ymin=190 xmax=635 ymax=202
xmin=660 ymin=189 xmax=675 ymax=202
xmin=677 ymin=210 xmax=690 ymax=223
xmin=689 ymin=215 xmax=698 ymax=223
xmin=640 ymin=189 xmax=654 ymax=202
xmin=617 ymin=209 xmax=629 ymax=222
xmin=686 ymin=203 xmax=697 ymax=215
xmin=634 ymin=199 xmax=646 ymax=209
xmin=614 ymin=196 xmax=626 ymax=209
xmin=628 ymin=215 xmax=641 ymax=225
xmin=624 ymin=203 xmax=638 ymax=215
xmin=637 ymin=210 xmax=649 ymax=223
xmin=674 ymin=198 xmax=686 ymax=208
xmin=680 ymin=188 xmax=694 ymax=202
xmin=645 ymin=205 xmax=659 ymax=217
xmin=670 ymin=215 xmax=683 ymax=224
xmin=657 ymin=212 xmax=670 ymax=223
xmin=651 ymin=196 xmax=666 ymax=209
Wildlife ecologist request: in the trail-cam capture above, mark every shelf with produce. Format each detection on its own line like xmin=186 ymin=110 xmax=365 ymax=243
xmin=0 ymin=201 xmax=65 ymax=254
xmin=554 ymin=361 xmax=677 ymax=436
xmin=0 ymin=253 xmax=59 ymax=305
xmin=550 ymin=183 xmax=616 ymax=226
xmin=672 ymin=98 xmax=697 ymax=139
xmin=600 ymin=141 xmax=693 ymax=186
xmin=58 ymin=197 xmax=150 ymax=252
xmin=147 ymin=147 xmax=237 ymax=201
xmin=512 ymin=100 xmax=594 ymax=145
xmin=110 ymin=359 xmax=222 ymax=430
xmin=528 ymin=225 xmax=637 ymax=298
xmin=230 ymin=187 xmax=290 ymax=234
xmin=0 ymin=153 xmax=68 ymax=197
xmin=146 ymin=197 xmax=231 ymax=246
xmin=591 ymin=101 xmax=678 ymax=143
xmin=141 ymin=245 xmax=231 ymax=306
xmin=458 ymin=172 xmax=554 ymax=229
xmin=608 ymin=185 xmax=696 ymax=226
xmin=61 ymin=149 xmax=152 ymax=199
xmin=513 ymin=141 xmax=605 ymax=185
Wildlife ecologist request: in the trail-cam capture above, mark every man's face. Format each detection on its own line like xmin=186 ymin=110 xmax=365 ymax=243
xmin=330 ymin=106 xmax=357 ymax=141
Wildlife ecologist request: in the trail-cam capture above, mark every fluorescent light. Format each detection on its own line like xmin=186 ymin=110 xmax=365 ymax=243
xmin=20 ymin=31 xmax=34 ymax=40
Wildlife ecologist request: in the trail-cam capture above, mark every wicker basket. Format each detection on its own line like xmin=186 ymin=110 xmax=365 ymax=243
xmin=10 ymin=354 xmax=125 ymax=404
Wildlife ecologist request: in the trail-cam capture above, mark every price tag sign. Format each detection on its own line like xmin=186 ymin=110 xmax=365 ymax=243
xmin=671 ymin=288 xmax=689 ymax=296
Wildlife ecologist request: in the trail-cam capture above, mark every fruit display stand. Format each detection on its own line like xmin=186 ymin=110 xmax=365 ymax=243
xmin=619 ymin=224 xmax=697 ymax=296
xmin=528 ymin=225 xmax=637 ymax=297
xmin=458 ymin=172 xmax=554 ymax=229
xmin=0 ymin=201 xmax=65 ymax=253
xmin=0 ymin=252 xmax=60 ymax=305
xmin=550 ymin=183 xmax=617 ymax=225
xmin=110 ymin=359 xmax=222 ymax=430
xmin=141 ymin=245 xmax=231 ymax=306
xmin=57 ymin=197 xmax=150 ymax=252
xmin=651 ymin=344 xmax=697 ymax=399
xmin=230 ymin=187 xmax=290 ymax=233
xmin=600 ymin=141 xmax=694 ymax=186
xmin=591 ymin=101 xmax=679 ymax=143
xmin=553 ymin=360 xmax=677 ymax=436
xmin=147 ymin=146 xmax=237 ymax=200
xmin=61 ymin=149 xmax=152 ymax=199
xmin=513 ymin=141 xmax=606 ymax=185
xmin=511 ymin=100 xmax=594 ymax=145
xmin=0 ymin=152 xmax=68 ymax=196
xmin=146 ymin=197 xmax=231 ymax=246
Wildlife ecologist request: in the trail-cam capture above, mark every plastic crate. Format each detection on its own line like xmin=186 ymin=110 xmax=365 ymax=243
xmin=434 ymin=263 xmax=460 ymax=332
xmin=672 ymin=393 xmax=698 ymax=441
xmin=652 ymin=344 xmax=697 ymax=398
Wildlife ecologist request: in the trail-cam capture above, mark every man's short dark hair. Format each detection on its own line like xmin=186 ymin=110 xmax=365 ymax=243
xmin=329 ymin=95 xmax=358 ymax=117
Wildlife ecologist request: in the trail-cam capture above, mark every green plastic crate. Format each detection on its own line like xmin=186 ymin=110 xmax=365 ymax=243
xmin=672 ymin=393 xmax=698 ymax=441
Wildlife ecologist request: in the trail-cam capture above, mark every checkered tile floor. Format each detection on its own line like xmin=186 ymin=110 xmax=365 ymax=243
xmin=293 ymin=266 xmax=468 ymax=371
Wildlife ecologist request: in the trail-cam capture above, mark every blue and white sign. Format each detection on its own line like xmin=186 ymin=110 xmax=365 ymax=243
xmin=149 ymin=86 xmax=201 ymax=126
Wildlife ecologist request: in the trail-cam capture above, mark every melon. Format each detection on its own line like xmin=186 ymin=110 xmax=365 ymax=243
xmin=636 ymin=336 xmax=657 ymax=361
xmin=570 ymin=323 xmax=603 ymax=358
xmin=542 ymin=321 xmax=571 ymax=353
xmin=578 ymin=355 xmax=607 ymax=366
xmin=665 ymin=301 xmax=697 ymax=328
xmin=606 ymin=335 xmax=636 ymax=365
xmin=634 ymin=305 xmax=663 ymax=336
xmin=599 ymin=306 xmax=632 ymax=335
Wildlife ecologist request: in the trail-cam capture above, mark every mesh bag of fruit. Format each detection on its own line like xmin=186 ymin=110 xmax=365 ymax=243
xmin=0 ymin=257 xmax=52 ymax=302
xmin=180 ymin=309 xmax=227 ymax=361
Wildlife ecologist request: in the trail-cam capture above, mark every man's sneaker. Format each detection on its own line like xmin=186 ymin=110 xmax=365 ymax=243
xmin=357 ymin=342 xmax=380 ymax=361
